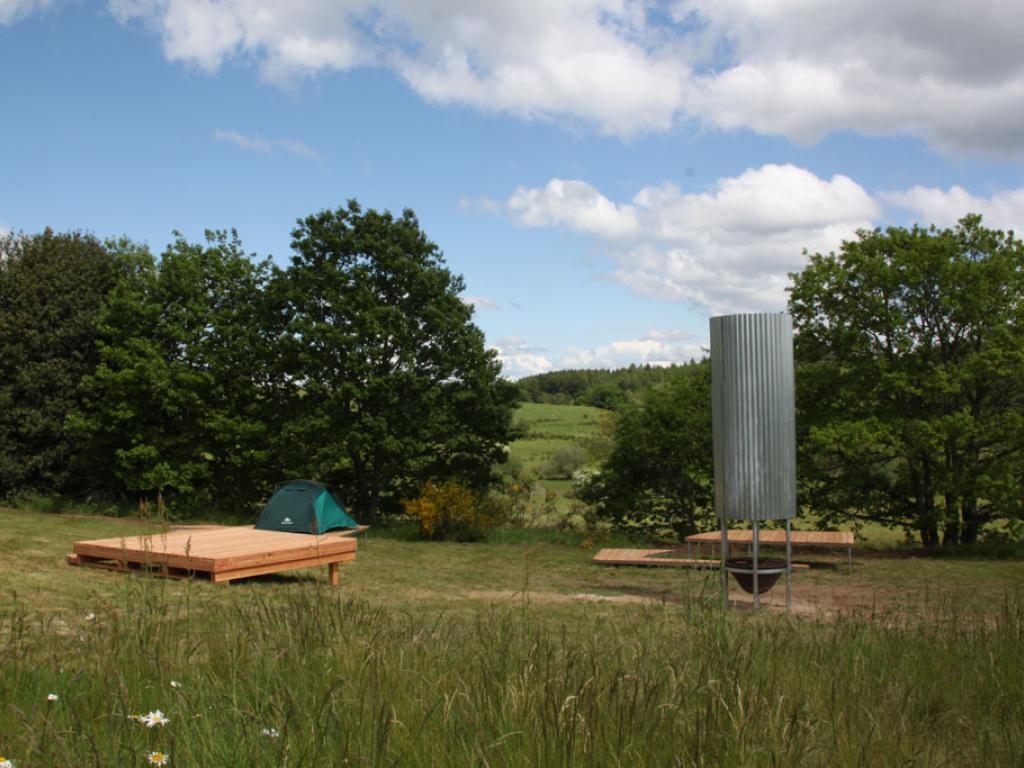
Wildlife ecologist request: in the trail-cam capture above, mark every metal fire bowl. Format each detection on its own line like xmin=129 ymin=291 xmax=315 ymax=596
xmin=724 ymin=557 xmax=788 ymax=595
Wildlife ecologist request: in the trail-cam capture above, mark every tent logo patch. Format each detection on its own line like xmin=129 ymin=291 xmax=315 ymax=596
xmin=281 ymin=517 xmax=293 ymax=525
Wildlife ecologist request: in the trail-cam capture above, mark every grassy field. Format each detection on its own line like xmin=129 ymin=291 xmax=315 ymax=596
xmin=1 ymin=504 xmax=1023 ymax=766
xmin=505 ymin=403 xmax=612 ymax=520
xmin=509 ymin=403 xmax=611 ymax=477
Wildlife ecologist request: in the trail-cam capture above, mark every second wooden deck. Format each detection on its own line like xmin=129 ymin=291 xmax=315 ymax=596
xmin=592 ymin=548 xmax=810 ymax=570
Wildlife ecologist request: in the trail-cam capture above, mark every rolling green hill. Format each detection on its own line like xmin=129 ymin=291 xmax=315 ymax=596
xmin=507 ymin=403 xmax=613 ymax=500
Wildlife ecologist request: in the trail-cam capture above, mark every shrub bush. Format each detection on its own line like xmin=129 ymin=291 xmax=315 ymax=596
xmin=543 ymin=444 xmax=587 ymax=479
xmin=403 ymin=480 xmax=498 ymax=541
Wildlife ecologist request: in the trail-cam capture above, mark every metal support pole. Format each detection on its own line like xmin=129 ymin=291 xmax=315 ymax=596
xmin=720 ymin=517 xmax=729 ymax=609
xmin=752 ymin=520 xmax=760 ymax=609
xmin=785 ymin=518 xmax=792 ymax=612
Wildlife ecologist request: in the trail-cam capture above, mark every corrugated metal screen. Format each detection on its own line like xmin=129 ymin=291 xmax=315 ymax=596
xmin=710 ymin=313 xmax=796 ymax=521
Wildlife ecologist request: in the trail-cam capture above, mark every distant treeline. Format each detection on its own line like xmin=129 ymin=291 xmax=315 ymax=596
xmin=517 ymin=362 xmax=704 ymax=410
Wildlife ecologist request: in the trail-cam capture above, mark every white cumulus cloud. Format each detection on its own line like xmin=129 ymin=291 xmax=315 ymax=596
xmin=107 ymin=0 xmax=688 ymax=136
xmin=492 ymin=336 xmax=553 ymax=380
xmin=881 ymin=185 xmax=1024 ymax=233
xmin=69 ymin=0 xmax=1021 ymax=151
xmin=560 ymin=332 xmax=705 ymax=370
xmin=506 ymin=164 xmax=880 ymax=314
xmin=508 ymin=179 xmax=639 ymax=240
xmin=683 ymin=0 xmax=1024 ymax=154
xmin=493 ymin=331 xmax=705 ymax=379
xmin=461 ymin=295 xmax=502 ymax=311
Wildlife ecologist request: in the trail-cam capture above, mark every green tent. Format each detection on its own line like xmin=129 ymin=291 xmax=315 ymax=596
xmin=255 ymin=479 xmax=359 ymax=535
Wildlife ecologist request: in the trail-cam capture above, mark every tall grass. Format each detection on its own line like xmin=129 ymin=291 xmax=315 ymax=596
xmin=1 ymin=579 xmax=1021 ymax=767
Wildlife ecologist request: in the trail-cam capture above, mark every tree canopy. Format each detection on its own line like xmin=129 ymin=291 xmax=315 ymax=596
xmin=1 ymin=202 xmax=517 ymax=519
xmin=68 ymin=230 xmax=273 ymax=511
xmin=518 ymin=365 xmax=691 ymax=410
xmin=789 ymin=215 xmax=1024 ymax=545
xmin=0 ymin=230 xmax=133 ymax=496
xmin=579 ymin=361 xmax=713 ymax=537
xmin=264 ymin=201 xmax=518 ymax=519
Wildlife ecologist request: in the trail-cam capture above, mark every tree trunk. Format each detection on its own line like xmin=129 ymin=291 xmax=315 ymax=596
xmin=942 ymin=494 xmax=961 ymax=546
xmin=364 ymin=493 xmax=380 ymax=524
xmin=962 ymin=497 xmax=982 ymax=544
xmin=914 ymin=458 xmax=939 ymax=548
xmin=942 ymin=521 xmax=960 ymax=546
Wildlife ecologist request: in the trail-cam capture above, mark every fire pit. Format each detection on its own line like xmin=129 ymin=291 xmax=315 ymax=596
xmin=724 ymin=557 xmax=788 ymax=595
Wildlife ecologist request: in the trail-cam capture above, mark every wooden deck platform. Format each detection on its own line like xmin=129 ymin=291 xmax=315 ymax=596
xmin=67 ymin=526 xmax=357 ymax=585
xmin=592 ymin=548 xmax=811 ymax=570
xmin=592 ymin=548 xmax=719 ymax=568
xmin=685 ymin=530 xmax=854 ymax=546
xmin=684 ymin=529 xmax=854 ymax=570
xmin=688 ymin=532 xmax=856 ymax=573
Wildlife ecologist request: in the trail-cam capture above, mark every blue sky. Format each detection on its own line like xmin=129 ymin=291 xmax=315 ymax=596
xmin=2 ymin=0 xmax=1023 ymax=377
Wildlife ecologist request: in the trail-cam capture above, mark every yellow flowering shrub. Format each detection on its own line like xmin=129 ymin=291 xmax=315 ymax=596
xmin=403 ymin=480 xmax=496 ymax=541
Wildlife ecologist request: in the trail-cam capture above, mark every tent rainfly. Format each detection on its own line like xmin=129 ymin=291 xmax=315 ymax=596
xmin=255 ymin=479 xmax=359 ymax=535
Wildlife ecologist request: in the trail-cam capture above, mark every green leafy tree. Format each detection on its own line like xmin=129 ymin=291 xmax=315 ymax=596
xmin=272 ymin=200 xmax=519 ymax=519
xmin=580 ymin=382 xmax=629 ymax=411
xmin=789 ymin=215 xmax=1024 ymax=546
xmin=69 ymin=231 xmax=273 ymax=512
xmin=580 ymin=362 xmax=713 ymax=537
xmin=544 ymin=444 xmax=588 ymax=480
xmin=518 ymin=365 xmax=684 ymax=409
xmin=0 ymin=230 xmax=133 ymax=496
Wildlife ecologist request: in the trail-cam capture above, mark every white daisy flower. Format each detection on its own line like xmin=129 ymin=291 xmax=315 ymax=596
xmin=0 ymin=756 xmax=15 ymax=768
xmin=85 ymin=612 xmax=96 ymax=621
xmin=169 ymin=680 xmax=181 ymax=689
xmin=260 ymin=727 xmax=280 ymax=738
xmin=141 ymin=710 xmax=169 ymax=728
xmin=147 ymin=751 xmax=169 ymax=766
xmin=46 ymin=693 xmax=58 ymax=702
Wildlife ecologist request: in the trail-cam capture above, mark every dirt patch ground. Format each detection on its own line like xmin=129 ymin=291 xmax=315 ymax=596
xmin=463 ymin=577 xmax=998 ymax=622
xmin=467 ymin=589 xmax=655 ymax=605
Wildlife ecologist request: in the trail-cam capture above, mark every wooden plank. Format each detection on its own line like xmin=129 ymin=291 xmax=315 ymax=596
xmin=685 ymin=530 xmax=854 ymax=546
xmin=592 ymin=548 xmax=810 ymax=569
xmin=594 ymin=548 xmax=711 ymax=567
xmin=210 ymin=539 xmax=356 ymax=572
xmin=68 ymin=553 xmax=197 ymax=580
xmin=171 ymin=523 xmax=370 ymax=539
xmin=211 ymin=552 xmax=356 ymax=583
xmin=73 ymin=540 xmax=219 ymax=572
